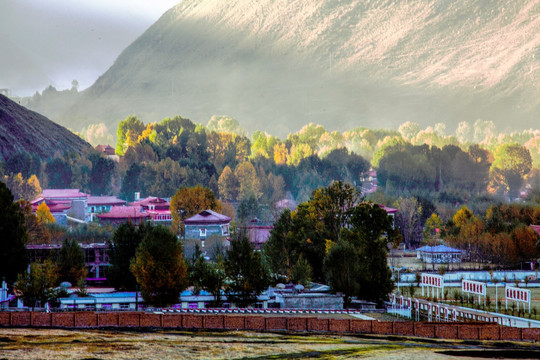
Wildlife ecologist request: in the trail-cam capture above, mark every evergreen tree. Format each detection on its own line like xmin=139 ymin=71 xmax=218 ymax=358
xmin=57 ymin=238 xmax=87 ymax=285
xmin=130 ymin=225 xmax=188 ymax=306
xmin=0 ymin=181 xmax=28 ymax=284
xmin=108 ymin=222 xmax=149 ymax=291
xmin=225 ymin=236 xmax=269 ymax=307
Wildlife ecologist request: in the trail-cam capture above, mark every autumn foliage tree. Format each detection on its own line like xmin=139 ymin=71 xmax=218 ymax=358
xmin=170 ymin=185 xmax=222 ymax=234
xmin=36 ymin=202 xmax=55 ymax=224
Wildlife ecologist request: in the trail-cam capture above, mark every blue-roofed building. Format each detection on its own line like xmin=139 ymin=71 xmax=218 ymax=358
xmin=416 ymin=245 xmax=463 ymax=264
xmin=58 ymin=290 xmax=270 ymax=310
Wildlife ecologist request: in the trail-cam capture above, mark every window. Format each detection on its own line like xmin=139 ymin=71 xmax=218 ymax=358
xmin=200 ymin=228 xmax=207 ymax=237
xmin=222 ymin=224 xmax=229 ymax=236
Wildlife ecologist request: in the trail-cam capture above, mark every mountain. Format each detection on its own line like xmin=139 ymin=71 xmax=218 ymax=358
xmin=54 ymin=0 xmax=539 ymax=137
xmin=0 ymin=94 xmax=91 ymax=161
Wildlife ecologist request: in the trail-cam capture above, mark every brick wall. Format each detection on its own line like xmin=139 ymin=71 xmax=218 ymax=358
xmin=0 ymin=312 xmax=538 ymax=343
xmin=224 ymin=315 xmax=245 ymax=330
xmin=204 ymin=315 xmax=224 ymax=330
xmin=98 ymin=312 xmax=119 ymax=327
xmin=140 ymin=313 xmax=161 ymax=328
xmin=245 ymin=316 xmax=265 ymax=330
xmin=162 ymin=314 xmax=182 ymax=328
xmin=31 ymin=312 xmax=51 ymax=327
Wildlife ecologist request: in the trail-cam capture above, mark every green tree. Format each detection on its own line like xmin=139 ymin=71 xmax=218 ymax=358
xmin=190 ymin=250 xmax=227 ymax=307
xmin=108 ymin=222 xmax=149 ymax=291
xmin=324 ymin=240 xmax=361 ymax=307
xmin=130 ymin=225 xmax=188 ymax=306
xmin=490 ymin=143 xmax=532 ymax=198
xmin=329 ymin=202 xmax=398 ymax=305
xmin=225 ymin=236 xmax=269 ymax=307
xmin=116 ymin=115 xmax=145 ymax=156
xmin=423 ymin=213 xmax=443 ymax=241
xmin=88 ymin=153 xmax=116 ymax=195
xmin=237 ymin=194 xmax=259 ymax=225
xmin=45 ymin=157 xmax=72 ymax=189
xmin=57 ymin=238 xmax=87 ymax=285
xmin=14 ymin=260 xmax=58 ymax=310
xmin=0 ymin=181 xmax=28 ymax=284
xmin=289 ymin=255 xmax=312 ymax=287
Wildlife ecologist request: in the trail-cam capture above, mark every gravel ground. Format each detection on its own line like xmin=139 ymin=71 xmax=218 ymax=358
xmin=0 ymin=328 xmax=539 ymax=359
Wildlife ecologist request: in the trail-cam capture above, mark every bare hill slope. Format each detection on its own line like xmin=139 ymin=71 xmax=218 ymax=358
xmin=62 ymin=0 xmax=540 ymax=136
xmin=0 ymin=94 xmax=90 ymax=161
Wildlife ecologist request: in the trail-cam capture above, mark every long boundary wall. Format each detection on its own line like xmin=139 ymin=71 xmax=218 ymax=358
xmin=0 ymin=312 xmax=538 ymax=342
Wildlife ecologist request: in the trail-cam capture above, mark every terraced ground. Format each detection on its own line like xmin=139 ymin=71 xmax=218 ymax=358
xmin=0 ymin=328 xmax=539 ymax=359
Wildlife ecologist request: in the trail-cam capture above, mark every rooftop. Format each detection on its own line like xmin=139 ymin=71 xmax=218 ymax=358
xmin=88 ymin=196 xmax=127 ymax=206
xmin=96 ymin=206 xmax=151 ymax=219
xmin=129 ymin=196 xmax=170 ymax=207
xmin=416 ymin=245 xmax=462 ymax=253
xmin=184 ymin=209 xmax=231 ymax=224
xmin=40 ymin=189 xmax=89 ymax=199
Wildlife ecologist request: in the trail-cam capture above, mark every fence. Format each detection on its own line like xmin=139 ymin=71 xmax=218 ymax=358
xmin=0 ymin=311 xmax=539 ymax=342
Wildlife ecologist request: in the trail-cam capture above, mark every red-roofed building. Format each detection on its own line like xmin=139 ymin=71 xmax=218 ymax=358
xmin=87 ymin=196 xmax=127 ymax=221
xmin=241 ymin=218 xmax=273 ymax=251
xmin=32 ymin=189 xmax=90 ymax=225
xmin=184 ymin=210 xmax=231 ymax=243
xmin=95 ymin=144 xmax=119 ymax=161
xmin=129 ymin=196 xmax=172 ymax=225
xmin=30 ymin=199 xmax=71 ymax=224
xmin=96 ymin=206 xmax=151 ymax=226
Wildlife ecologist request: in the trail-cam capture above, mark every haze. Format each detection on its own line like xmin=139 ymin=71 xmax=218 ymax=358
xmin=0 ymin=0 xmax=179 ymax=96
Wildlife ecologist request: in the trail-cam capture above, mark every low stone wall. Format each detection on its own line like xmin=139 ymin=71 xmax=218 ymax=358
xmin=0 ymin=312 xmax=538 ymax=342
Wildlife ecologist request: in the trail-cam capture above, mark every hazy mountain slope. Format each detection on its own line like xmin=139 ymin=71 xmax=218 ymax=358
xmin=62 ymin=0 xmax=540 ymax=136
xmin=0 ymin=94 xmax=90 ymax=161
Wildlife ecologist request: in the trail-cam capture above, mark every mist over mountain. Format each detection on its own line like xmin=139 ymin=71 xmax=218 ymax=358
xmin=0 ymin=95 xmax=90 ymax=161
xmin=51 ymin=0 xmax=539 ymax=137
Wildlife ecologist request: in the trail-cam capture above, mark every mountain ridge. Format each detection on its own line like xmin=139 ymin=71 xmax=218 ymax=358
xmin=44 ymin=0 xmax=540 ymax=136
xmin=0 ymin=94 xmax=91 ymax=161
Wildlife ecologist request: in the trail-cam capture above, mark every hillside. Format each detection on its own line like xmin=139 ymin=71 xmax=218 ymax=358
xmin=0 ymin=94 xmax=90 ymax=161
xmin=51 ymin=0 xmax=539 ymax=137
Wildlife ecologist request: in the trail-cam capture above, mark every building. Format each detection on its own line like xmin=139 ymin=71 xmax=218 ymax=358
xmin=241 ymin=218 xmax=273 ymax=251
xmin=184 ymin=210 xmax=231 ymax=245
xmin=58 ymin=290 xmax=270 ymax=310
xmin=27 ymin=243 xmax=110 ymax=283
xmin=96 ymin=206 xmax=151 ymax=226
xmin=87 ymin=196 xmax=126 ymax=221
xmin=129 ymin=196 xmax=172 ymax=226
xmin=416 ymin=245 xmax=463 ymax=264
xmin=95 ymin=144 xmax=119 ymax=162
xmin=31 ymin=189 xmax=90 ymax=224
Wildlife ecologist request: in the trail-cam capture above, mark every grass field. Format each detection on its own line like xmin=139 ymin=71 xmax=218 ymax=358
xmin=0 ymin=328 xmax=539 ymax=359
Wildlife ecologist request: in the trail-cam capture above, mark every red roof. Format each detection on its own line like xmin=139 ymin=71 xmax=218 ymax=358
xmin=31 ymin=199 xmax=71 ymax=213
xmin=88 ymin=196 xmax=126 ymax=206
xmin=184 ymin=210 xmax=231 ymax=225
xmin=129 ymin=196 xmax=170 ymax=207
xmin=95 ymin=144 xmax=116 ymax=156
xmin=40 ymin=189 xmax=89 ymax=200
xmin=97 ymin=206 xmax=151 ymax=220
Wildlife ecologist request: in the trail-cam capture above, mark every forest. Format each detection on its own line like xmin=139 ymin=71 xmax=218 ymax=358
xmin=2 ymin=113 xmax=540 ymax=307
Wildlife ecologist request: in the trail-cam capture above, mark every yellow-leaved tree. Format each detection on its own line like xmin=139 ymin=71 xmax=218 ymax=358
xmin=170 ymin=185 xmax=222 ymax=235
xmin=36 ymin=202 xmax=55 ymax=225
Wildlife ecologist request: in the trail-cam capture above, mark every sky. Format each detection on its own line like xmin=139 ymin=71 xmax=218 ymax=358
xmin=0 ymin=0 xmax=179 ymax=96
